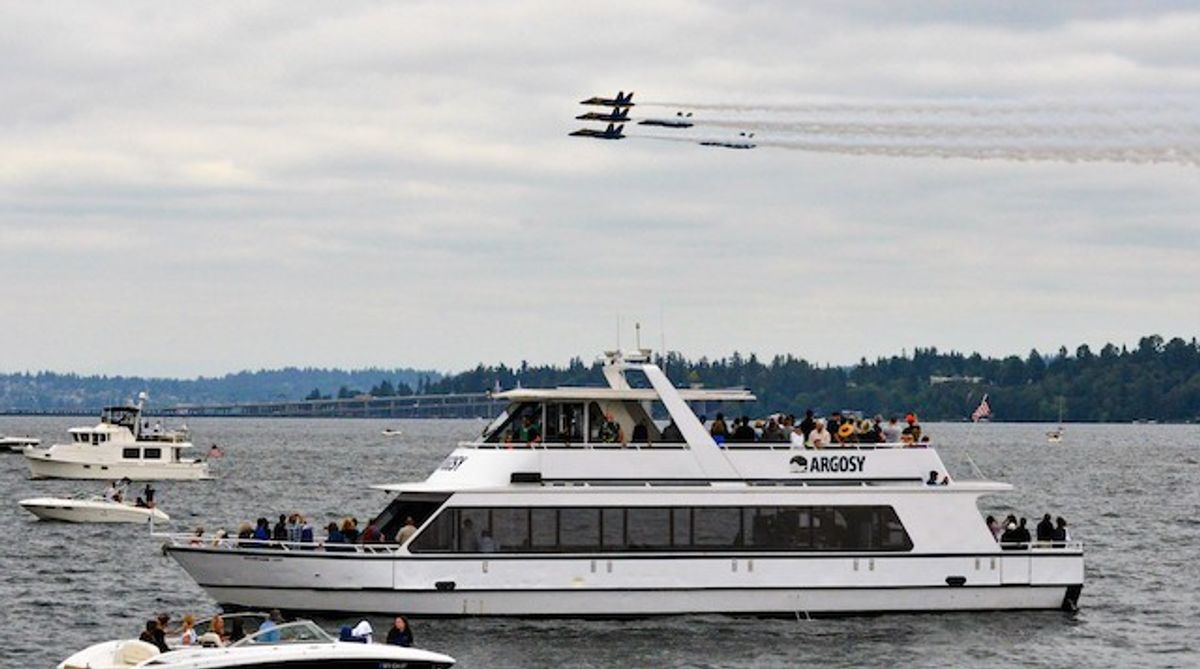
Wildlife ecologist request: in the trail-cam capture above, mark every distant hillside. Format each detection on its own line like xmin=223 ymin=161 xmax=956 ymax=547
xmin=0 ymin=367 xmax=440 ymax=412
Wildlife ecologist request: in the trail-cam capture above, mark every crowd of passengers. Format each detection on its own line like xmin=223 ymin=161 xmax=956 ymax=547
xmin=502 ymin=408 xmax=930 ymax=449
xmin=135 ymin=609 xmax=417 ymax=650
xmin=186 ymin=512 xmax=423 ymax=549
xmin=984 ymin=513 xmax=1073 ymax=548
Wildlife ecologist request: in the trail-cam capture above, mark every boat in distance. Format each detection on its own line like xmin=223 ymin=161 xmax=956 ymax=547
xmin=162 ymin=350 xmax=1083 ymax=617
xmin=58 ymin=617 xmax=454 ymax=669
xmin=24 ymin=393 xmax=212 ymax=481
xmin=19 ymin=496 xmax=170 ymax=524
xmin=2 ymin=435 xmax=41 ymax=452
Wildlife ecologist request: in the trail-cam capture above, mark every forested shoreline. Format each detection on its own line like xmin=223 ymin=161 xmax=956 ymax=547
xmin=2 ymin=335 xmax=1197 ymax=422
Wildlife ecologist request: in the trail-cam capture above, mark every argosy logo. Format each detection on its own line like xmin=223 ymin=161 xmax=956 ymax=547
xmin=789 ymin=454 xmax=866 ymax=474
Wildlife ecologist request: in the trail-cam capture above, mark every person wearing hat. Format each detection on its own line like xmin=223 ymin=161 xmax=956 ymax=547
xmin=836 ymin=421 xmax=855 ymax=444
xmin=808 ymin=420 xmax=831 ymax=449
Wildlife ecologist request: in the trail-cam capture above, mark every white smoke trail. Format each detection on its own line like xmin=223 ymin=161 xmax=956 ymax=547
xmin=628 ymin=96 xmax=1200 ymax=167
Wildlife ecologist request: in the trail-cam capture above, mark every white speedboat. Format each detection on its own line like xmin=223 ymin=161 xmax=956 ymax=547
xmin=381 ymin=428 xmax=403 ymax=437
xmin=162 ymin=350 xmax=1084 ymax=616
xmin=1 ymin=435 xmax=40 ymax=452
xmin=58 ymin=618 xmax=454 ymax=669
xmin=19 ymin=495 xmax=169 ymax=524
xmin=24 ymin=394 xmax=211 ymax=481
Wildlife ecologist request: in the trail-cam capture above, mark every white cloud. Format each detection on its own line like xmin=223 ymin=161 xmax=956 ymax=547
xmin=0 ymin=2 xmax=1197 ymax=376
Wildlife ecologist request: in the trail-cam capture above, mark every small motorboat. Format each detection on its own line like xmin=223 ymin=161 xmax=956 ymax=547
xmin=380 ymin=428 xmax=403 ymax=437
xmin=0 ymin=435 xmax=40 ymax=452
xmin=19 ymin=496 xmax=170 ymax=524
xmin=58 ymin=618 xmax=454 ymax=669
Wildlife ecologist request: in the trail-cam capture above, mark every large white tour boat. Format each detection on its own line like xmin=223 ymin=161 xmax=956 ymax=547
xmin=25 ymin=395 xmax=211 ymax=481
xmin=163 ymin=350 xmax=1083 ymax=616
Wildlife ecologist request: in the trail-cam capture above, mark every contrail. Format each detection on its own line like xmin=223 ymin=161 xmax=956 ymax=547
xmin=625 ymin=96 xmax=1200 ymax=167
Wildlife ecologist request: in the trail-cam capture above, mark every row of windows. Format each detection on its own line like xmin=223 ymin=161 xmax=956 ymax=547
xmin=410 ymin=505 xmax=912 ymax=553
xmin=122 ymin=447 xmax=163 ymax=460
xmin=74 ymin=432 xmax=111 ymax=444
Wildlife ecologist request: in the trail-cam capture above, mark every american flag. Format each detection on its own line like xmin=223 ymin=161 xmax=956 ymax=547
xmin=971 ymin=394 xmax=992 ymax=422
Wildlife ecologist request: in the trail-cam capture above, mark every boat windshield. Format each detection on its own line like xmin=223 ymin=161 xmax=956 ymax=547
xmin=230 ymin=620 xmax=334 ymax=647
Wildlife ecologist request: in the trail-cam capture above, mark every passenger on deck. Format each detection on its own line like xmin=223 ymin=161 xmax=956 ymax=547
xmin=272 ymin=515 xmax=288 ymax=542
xmin=1014 ymin=518 xmax=1032 ymax=544
xmin=326 ymin=521 xmax=344 ymax=544
xmin=396 ymin=516 xmax=419 ymax=544
xmin=342 ymin=518 xmax=360 ymax=543
xmin=761 ymin=418 xmax=786 ymax=442
xmin=142 ymin=484 xmax=156 ymax=508
xmin=104 ymin=481 xmax=119 ymax=503
xmin=1036 ymin=514 xmax=1054 ymax=542
xmin=211 ymin=614 xmax=226 ymax=642
xmin=882 ymin=416 xmax=902 ymax=443
xmin=253 ymin=518 xmax=270 ymax=542
xmin=799 ymin=410 xmax=816 ymax=442
xmin=300 ymin=516 xmax=315 ymax=546
xmin=709 ymin=412 xmax=730 ymax=441
xmin=237 ymin=522 xmax=254 ymax=541
xmin=152 ymin=614 xmax=171 ymax=652
xmin=386 ymin=616 xmax=414 ymax=647
xmin=827 ymin=411 xmax=845 ymax=439
xmin=732 ymin=416 xmax=757 ymax=442
xmin=807 ymin=420 xmax=831 ymax=449
xmin=986 ymin=515 xmax=1002 ymax=541
xmin=1053 ymin=517 xmax=1070 ymax=542
xmin=660 ymin=419 xmax=683 ymax=442
xmin=599 ymin=412 xmax=624 ymax=444
xmin=360 ymin=522 xmax=382 ymax=543
xmin=835 ymin=422 xmax=854 ymax=445
xmin=1000 ymin=520 xmax=1019 ymax=545
xmin=903 ymin=413 xmax=922 ymax=442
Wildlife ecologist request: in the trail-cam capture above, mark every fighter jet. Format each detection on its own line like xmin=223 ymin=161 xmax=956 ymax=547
xmin=576 ymin=107 xmax=631 ymax=122
xmin=580 ymin=91 xmax=635 ymax=107
xmin=639 ymin=112 xmax=694 ymax=128
xmin=699 ymin=131 xmax=755 ymax=149
xmin=569 ymin=123 xmax=625 ymax=140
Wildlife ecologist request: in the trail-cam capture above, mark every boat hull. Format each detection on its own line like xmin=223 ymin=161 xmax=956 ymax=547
xmin=20 ymin=498 xmax=170 ymax=523
xmin=167 ymin=547 xmax=1083 ymax=616
xmin=25 ymin=452 xmax=210 ymax=481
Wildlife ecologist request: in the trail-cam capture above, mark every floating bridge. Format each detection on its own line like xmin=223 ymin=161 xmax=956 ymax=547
xmin=160 ymin=393 xmax=504 ymax=419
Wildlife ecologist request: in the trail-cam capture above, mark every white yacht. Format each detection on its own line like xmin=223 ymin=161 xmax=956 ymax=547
xmin=19 ymin=495 xmax=170 ymax=524
xmin=162 ymin=350 xmax=1084 ymax=616
xmin=25 ymin=395 xmax=211 ymax=481
xmin=58 ymin=617 xmax=454 ymax=669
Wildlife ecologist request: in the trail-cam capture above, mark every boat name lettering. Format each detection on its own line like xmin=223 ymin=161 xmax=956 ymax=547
xmin=789 ymin=454 xmax=866 ymax=474
xmin=439 ymin=455 xmax=467 ymax=471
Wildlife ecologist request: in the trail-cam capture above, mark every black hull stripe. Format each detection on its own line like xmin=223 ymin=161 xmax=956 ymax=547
xmin=170 ymin=547 xmax=1082 ymax=561
xmin=200 ymin=583 xmax=1082 ymax=594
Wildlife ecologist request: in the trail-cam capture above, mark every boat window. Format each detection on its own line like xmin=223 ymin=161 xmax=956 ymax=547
xmin=122 ymin=448 xmax=140 ymax=459
xmin=491 ymin=508 xmax=530 ymax=550
xmin=408 ymin=506 xmax=911 ymax=553
xmin=409 ymin=510 xmax=455 ymax=552
xmin=601 ymin=508 xmax=625 ymax=548
xmin=485 ymin=402 xmax=541 ymax=444
xmin=626 ymin=508 xmax=670 ymax=549
xmin=543 ymin=402 xmax=585 ymax=443
xmin=559 ymin=508 xmax=600 ymax=550
xmin=587 ymin=402 xmax=606 ymax=442
xmin=693 ymin=507 xmax=743 ymax=547
xmin=530 ymin=508 xmax=557 ymax=548
xmin=143 ymin=448 xmax=162 ymax=459
xmin=671 ymin=508 xmax=691 ymax=547
xmin=92 ymin=433 xmax=100 ymax=446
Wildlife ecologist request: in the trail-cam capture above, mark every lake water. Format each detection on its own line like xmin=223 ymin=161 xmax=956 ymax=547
xmin=1 ymin=417 xmax=1196 ymax=668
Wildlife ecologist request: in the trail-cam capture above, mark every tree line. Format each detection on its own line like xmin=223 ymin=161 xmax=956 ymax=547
xmin=425 ymin=335 xmax=1200 ymax=423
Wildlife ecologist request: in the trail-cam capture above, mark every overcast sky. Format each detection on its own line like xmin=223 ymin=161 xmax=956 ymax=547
xmin=1 ymin=2 xmax=1197 ymax=377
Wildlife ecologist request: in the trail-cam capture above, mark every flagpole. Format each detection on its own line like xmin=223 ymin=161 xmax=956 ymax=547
xmin=960 ymin=394 xmax=988 ymax=480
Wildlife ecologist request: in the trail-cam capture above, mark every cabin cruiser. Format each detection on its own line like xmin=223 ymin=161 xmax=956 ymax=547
xmin=162 ymin=350 xmax=1084 ymax=616
xmin=58 ymin=616 xmax=454 ymax=669
xmin=25 ymin=394 xmax=211 ymax=481
xmin=1 ymin=435 xmax=40 ymax=452
xmin=19 ymin=495 xmax=169 ymax=524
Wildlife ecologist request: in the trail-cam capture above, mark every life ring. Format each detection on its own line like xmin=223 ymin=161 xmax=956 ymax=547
xmin=837 ymin=423 xmax=854 ymax=439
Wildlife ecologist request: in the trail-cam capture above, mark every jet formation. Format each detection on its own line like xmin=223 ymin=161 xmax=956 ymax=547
xmin=570 ymin=91 xmax=755 ymax=149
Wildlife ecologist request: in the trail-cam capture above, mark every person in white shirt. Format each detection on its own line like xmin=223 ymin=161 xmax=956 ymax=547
xmin=396 ymin=516 xmax=418 ymax=544
xmin=103 ymin=481 xmax=119 ymax=502
xmin=881 ymin=416 xmax=903 ymax=443
xmin=808 ymin=420 xmax=831 ymax=449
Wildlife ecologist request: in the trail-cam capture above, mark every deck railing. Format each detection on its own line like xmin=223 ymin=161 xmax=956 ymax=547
xmin=157 ymin=532 xmax=405 ymax=553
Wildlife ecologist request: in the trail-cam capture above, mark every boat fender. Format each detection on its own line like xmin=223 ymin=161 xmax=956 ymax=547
xmin=945 ymin=576 xmax=967 ymax=587
xmin=435 ymin=581 xmax=457 ymax=591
